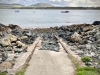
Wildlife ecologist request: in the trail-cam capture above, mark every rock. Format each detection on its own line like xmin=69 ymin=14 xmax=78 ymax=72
xmin=70 ymin=46 xmax=77 ymax=51
xmin=70 ymin=32 xmax=82 ymax=43
xmin=16 ymin=41 xmax=26 ymax=48
xmin=85 ymin=62 xmax=93 ymax=66
xmin=95 ymin=32 xmax=100 ymax=41
xmin=0 ymin=62 xmax=12 ymax=72
xmin=5 ymin=46 xmax=12 ymax=51
xmin=93 ymin=21 xmax=100 ymax=25
xmin=6 ymin=54 xmax=15 ymax=61
xmin=7 ymin=69 xmax=15 ymax=75
xmin=0 ymin=37 xmax=11 ymax=46
xmin=11 ymin=28 xmax=22 ymax=37
xmin=8 ymin=34 xmax=17 ymax=42
xmin=83 ymin=26 xmax=91 ymax=32
xmin=1 ymin=52 xmax=8 ymax=61
xmin=86 ymin=44 xmax=91 ymax=50
xmin=0 ymin=32 xmax=3 ymax=37
xmin=95 ymin=64 xmax=100 ymax=69
xmin=0 ymin=58 xmax=2 ymax=62
xmin=23 ymin=30 xmax=32 ymax=36
xmin=90 ymin=52 xmax=95 ymax=57
xmin=85 ymin=53 xmax=92 ymax=57
xmin=20 ymin=36 xmax=28 ymax=39
xmin=78 ymin=45 xmax=85 ymax=50
xmin=14 ymin=48 xmax=23 ymax=53
xmin=98 ymin=56 xmax=100 ymax=60
xmin=76 ymin=50 xmax=84 ymax=55
xmin=6 ymin=28 xmax=12 ymax=34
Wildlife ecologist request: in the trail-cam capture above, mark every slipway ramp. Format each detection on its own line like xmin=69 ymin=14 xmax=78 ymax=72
xmin=25 ymin=38 xmax=75 ymax=75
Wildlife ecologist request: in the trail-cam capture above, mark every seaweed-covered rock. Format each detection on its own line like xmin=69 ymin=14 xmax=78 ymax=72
xmin=93 ymin=21 xmax=100 ymax=25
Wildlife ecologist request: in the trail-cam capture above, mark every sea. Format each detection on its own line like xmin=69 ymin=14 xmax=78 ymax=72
xmin=0 ymin=9 xmax=100 ymax=28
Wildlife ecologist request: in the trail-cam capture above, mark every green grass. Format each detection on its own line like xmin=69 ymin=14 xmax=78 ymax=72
xmin=76 ymin=67 xmax=100 ymax=75
xmin=81 ymin=56 xmax=91 ymax=62
xmin=0 ymin=72 xmax=6 ymax=75
xmin=0 ymin=63 xmax=29 ymax=75
xmin=15 ymin=64 xmax=29 ymax=75
xmin=68 ymin=54 xmax=80 ymax=67
xmin=68 ymin=54 xmax=100 ymax=75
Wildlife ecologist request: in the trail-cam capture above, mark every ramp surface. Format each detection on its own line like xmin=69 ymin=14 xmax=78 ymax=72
xmin=25 ymin=40 xmax=74 ymax=75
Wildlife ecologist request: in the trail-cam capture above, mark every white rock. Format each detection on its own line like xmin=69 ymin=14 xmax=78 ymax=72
xmin=86 ymin=44 xmax=91 ymax=50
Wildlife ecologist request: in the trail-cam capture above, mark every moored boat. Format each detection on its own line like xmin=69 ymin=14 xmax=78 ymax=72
xmin=61 ymin=11 xmax=69 ymax=13
xmin=15 ymin=10 xmax=19 ymax=13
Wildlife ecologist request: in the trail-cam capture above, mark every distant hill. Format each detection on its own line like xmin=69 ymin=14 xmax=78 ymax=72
xmin=30 ymin=3 xmax=53 ymax=7
xmin=0 ymin=3 xmax=24 ymax=9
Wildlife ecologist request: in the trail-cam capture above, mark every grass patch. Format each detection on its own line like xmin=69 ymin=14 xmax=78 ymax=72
xmin=76 ymin=67 xmax=100 ymax=75
xmin=68 ymin=54 xmax=100 ymax=75
xmin=15 ymin=63 xmax=29 ymax=75
xmin=81 ymin=56 xmax=91 ymax=62
xmin=68 ymin=54 xmax=80 ymax=68
xmin=0 ymin=72 xmax=6 ymax=75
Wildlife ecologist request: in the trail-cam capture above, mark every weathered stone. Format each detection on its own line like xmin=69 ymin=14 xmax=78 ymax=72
xmin=16 ymin=41 xmax=26 ymax=47
xmin=20 ymin=36 xmax=28 ymax=39
xmin=85 ymin=62 xmax=93 ymax=66
xmin=0 ymin=37 xmax=11 ymax=46
xmin=5 ymin=46 xmax=12 ymax=51
xmin=76 ymin=50 xmax=84 ymax=55
xmin=6 ymin=54 xmax=15 ymax=61
xmin=93 ymin=21 xmax=100 ymax=25
xmin=14 ymin=48 xmax=23 ymax=53
xmin=0 ymin=62 xmax=12 ymax=72
xmin=95 ymin=32 xmax=100 ymax=41
xmin=85 ymin=44 xmax=91 ymax=50
xmin=7 ymin=69 xmax=15 ymax=75
xmin=70 ymin=32 xmax=82 ymax=43
xmin=8 ymin=34 xmax=17 ymax=42
xmin=95 ymin=64 xmax=100 ymax=69
xmin=1 ymin=52 xmax=8 ymax=61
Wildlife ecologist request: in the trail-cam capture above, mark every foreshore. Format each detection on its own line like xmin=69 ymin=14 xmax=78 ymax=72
xmin=0 ymin=23 xmax=100 ymax=74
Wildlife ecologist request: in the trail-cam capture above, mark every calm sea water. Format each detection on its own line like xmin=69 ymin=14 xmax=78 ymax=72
xmin=0 ymin=9 xmax=100 ymax=28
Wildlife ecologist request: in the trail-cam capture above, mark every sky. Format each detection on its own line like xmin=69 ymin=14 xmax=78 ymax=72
xmin=0 ymin=0 xmax=100 ymax=7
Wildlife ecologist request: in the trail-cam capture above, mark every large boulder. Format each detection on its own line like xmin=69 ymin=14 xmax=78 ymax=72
xmin=0 ymin=34 xmax=17 ymax=47
xmin=70 ymin=32 xmax=82 ymax=43
xmin=93 ymin=21 xmax=100 ymax=25
xmin=16 ymin=41 xmax=26 ymax=47
xmin=0 ymin=37 xmax=11 ymax=46
xmin=8 ymin=34 xmax=17 ymax=42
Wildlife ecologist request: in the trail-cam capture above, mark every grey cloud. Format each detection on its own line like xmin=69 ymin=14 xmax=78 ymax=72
xmin=0 ymin=0 xmax=20 ymax=3
xmin=0 ymin=0 xmax=100 ymax=6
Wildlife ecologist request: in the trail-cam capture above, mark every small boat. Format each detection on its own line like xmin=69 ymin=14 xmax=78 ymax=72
xmin=15 ymin=10 xmax=19 ymax=13
xmin=61 ymin=11 xmax=69 ymax=13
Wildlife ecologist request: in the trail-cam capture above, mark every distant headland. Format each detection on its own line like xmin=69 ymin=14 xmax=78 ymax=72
xmin=0 ymin=3 xmax=100 ymax=10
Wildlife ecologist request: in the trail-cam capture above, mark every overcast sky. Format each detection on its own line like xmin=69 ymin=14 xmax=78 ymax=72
xmin=0 ymin=0 xmax=100 ymax=7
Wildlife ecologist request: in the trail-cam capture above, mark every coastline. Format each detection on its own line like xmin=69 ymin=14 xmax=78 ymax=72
xmin=0 ymin=23 xmax=100 ymax=74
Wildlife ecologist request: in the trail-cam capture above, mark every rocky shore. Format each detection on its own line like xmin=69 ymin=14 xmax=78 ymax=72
xmin=0 ymin=24 xmax=37 ymax=73
xmin=0 ymin=23 xmax=100 ymax=73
